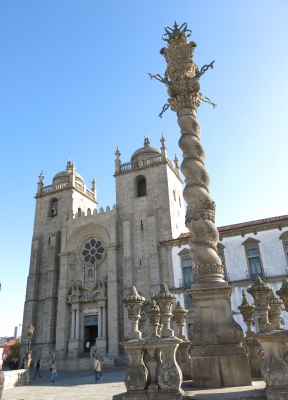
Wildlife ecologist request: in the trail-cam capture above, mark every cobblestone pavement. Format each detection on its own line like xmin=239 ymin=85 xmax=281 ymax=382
xmin=2 ymin=368 xmax=266 ymax=400
xmin=2 ymin=367 xmax=126 ymax=400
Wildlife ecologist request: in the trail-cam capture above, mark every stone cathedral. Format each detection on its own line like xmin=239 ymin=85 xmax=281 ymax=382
xmin=21 ymin=136 xmax=185 ymax=364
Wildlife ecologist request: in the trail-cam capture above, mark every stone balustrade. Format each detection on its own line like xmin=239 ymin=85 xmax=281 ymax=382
xmin=122 ymin=284 xmax=186 ymax=400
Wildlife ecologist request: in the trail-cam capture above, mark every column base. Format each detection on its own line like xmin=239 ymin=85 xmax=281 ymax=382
xmin=95 ymin=337 xmax=107 ymax=355
xmin=192 ymin=345 xmax=252 ymax=388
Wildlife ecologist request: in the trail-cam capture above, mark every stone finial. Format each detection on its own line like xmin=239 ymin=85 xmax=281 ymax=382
xmin=37 ymin=170 xmax=44 ymax=195
xmin=155 ymin=283 xmax=176 ymax=300
xmin=276 ymin=279 xmax=288 ymax=312
xmin=237 ymin=290 xmax=255 ymax=337
xmin=268 ymin=289 xmax=284 ymax=330
xmin=91 ymin=178 xmax=97 ymax=193
xmin=115 ymin=146 xmax=121 ymax=173
xmin=162 ymin=21 xmax=192 ymax=44
xmin=174 ymin=154 xmax=179 ymax=170
xmin=160 ymin=133 xmax=166 ymax=148
xmin=173 ymin=301 xmax=188 ymax=340
xmin=38 ymin=170 xmax=44 ymax=182
xmin=123 ymin=287 xmax=145 ymax=340
xmin=144 ymin=137 xmax=150 ymax=147
xmin=147 ymin=299 xmax=160 ymax=337
xmin=153 ymin=284 xmax=176 ymax=337
xmin=247 ymin=277 xmax=274 ymax=332
xmin=160 ymin=133 xmax=167 ymax=161
xmin=115 ymin=146 xmax=121 ymax=159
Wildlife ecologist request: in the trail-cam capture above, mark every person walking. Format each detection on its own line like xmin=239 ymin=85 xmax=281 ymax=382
xmin=32 ymin=359 xmax=42 ymax=379
xmin=93 ymin=356 xmax=101 ymax=383
xmin=50 ymin=360 xmax=57 ymax=382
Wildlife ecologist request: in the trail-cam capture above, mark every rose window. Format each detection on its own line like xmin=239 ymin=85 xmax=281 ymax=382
xmin=81 ymin=239 xmax=105 ymax=265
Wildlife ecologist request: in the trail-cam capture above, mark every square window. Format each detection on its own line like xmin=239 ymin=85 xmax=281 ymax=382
xmin=184 ymin=293 xmax=193 ymax=309
xmin=247 ymin=248 xmax=259 ymax=256
xmin=183 ymin=266 xmax=193 ymax=286
xmin=249 ymin=256 xmax=262 ymax=278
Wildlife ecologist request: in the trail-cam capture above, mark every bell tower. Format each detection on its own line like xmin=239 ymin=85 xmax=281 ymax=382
xmin=115 ymin=135 xmax=185 ymax=312
xmin=21 ymin=161 xmax=97 ymax=359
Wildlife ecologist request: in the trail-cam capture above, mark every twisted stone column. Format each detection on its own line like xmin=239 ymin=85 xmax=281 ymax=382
xmin=151 ymin=22 xmax=251 ymax=388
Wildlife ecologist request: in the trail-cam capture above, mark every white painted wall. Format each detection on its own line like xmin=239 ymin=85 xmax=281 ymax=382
xmin=170 ymin=227 xmax=288 ymax=335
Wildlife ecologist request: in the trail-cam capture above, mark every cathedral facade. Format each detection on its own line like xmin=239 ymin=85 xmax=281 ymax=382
xmin=21 ymin=136 xmax=185 ymax=363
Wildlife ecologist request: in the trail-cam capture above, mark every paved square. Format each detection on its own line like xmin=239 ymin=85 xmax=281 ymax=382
xmin=2 ymin=367 xmax=126 ymax=400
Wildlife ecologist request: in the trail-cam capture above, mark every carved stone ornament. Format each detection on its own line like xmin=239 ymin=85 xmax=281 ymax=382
xmin=247 ymin=277 xmax=274 ymax=332
xmin=186 ymin=200 xmax=216 ymax=224
xmin=237 ymin=290 xmax=255 ymax=337
xmin=146 ymin=299 xmax=160 ymax=337
xmin=156 ymin=340 xmax=183 ymax=390
xmin=153 ymin=284 xmax=176 ymax=337
xmin=123 ymin=287 xmax=145 ymax=340
xmin=268 ymin=289 xmax=284 ymax=330
xmin=256 ymin=331 xmax=288 ymax=392
xmin=276 ymin=279 xmax=288 ymax=312
xmin=173 ymin=301 xmax=188 ymax=340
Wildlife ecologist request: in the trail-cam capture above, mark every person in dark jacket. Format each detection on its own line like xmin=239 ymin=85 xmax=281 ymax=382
xmin=32 ymin=359 xmax=42 ymax=379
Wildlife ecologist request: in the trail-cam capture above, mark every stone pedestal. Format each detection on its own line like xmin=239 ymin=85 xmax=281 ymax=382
xmin=95 ymin=337 xmax=107 ymax=355
xmin=68 ymin=339 xmax=80 ymax=358
xmin=156 ymin=338 xmax=183 ymax=390
xmin=256 ymin=330 xmax=288 ymax=399
xmin=243 ymin=337 xmax=262 ymax=378
xmin=122 ymin=340 xmax=148 ymax=391
xmin=177 ymin=341 xmax=191 ymax=381
xmin=188 ymin=283 xmax=251 ymax=388
xmin=191 ymin=344 xmax=251 ymax=388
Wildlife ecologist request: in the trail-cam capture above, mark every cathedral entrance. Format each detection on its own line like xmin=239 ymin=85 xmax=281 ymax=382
xmin=84 ymin=315 xmax=98 ymax=352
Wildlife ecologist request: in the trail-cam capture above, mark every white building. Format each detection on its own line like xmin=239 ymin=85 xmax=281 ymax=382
xmin=161 ymin=215 xmax=288 ymax=337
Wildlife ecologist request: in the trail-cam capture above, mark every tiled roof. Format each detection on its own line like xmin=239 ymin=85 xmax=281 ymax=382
xmin=0 ymin=339 xmax=17 ymax=348
xmin=161 ymin=215 xmax=288 ymax=244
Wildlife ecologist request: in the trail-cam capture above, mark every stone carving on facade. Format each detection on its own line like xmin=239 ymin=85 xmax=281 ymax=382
xmin=247 ymin=277 xmax=274 ymax=332
xmin=276 ymin=279 xmax=288 ymax=312
xmin=148 ymin=22 xmax=252 ymax=388
xmin=67 ymin=283 xmax=82 ymax=304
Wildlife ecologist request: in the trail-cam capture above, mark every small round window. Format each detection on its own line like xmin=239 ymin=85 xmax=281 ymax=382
xmin=81 ymin=239 xmax=105 ymax=265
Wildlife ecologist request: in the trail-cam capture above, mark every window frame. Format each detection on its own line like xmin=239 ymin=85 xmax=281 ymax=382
xmin=280 ymin=231 xmax=288 ymax=266
xmin=178 ymin=248 xmax=194 ymax=287
xmin=242 ymin=237 xmax=264 ymax=279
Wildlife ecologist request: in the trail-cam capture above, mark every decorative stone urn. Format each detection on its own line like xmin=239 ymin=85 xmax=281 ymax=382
xmin=123 ymin=286 xmax=145 ymax=339
xmin=269 ymin=289 xmax=284 ymax=330
xmin=153 ymin=283 xmax=176 ymax=338
xmin=173 ymin=301 xmax=188 ymax=340
xmin=146 ymin=299 xmax=160 ymax=337
xmin=247 ymin=277 xmax=274 ymax=332
xmin=276 ymin=279 xmax=288 ymax=312
xmin=238 ymin=290 xmax=262 ymax=378
xmin=238 ymin=290 xmax=255 ymax=337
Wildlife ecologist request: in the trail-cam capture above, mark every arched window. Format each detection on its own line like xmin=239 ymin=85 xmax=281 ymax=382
xmin=78 ymin=208 xmax=81 ymax=217
xmin=50 ymin=198 xmax=58 ymax=217
xmin=136 ymin=176 xmax=146 ymax=197
xmin=87 ymin=208 xmax=91 ymax=216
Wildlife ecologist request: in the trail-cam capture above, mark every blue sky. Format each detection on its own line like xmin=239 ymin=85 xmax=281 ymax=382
xmin=0 ymin=0 xmax=287 ymax=336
